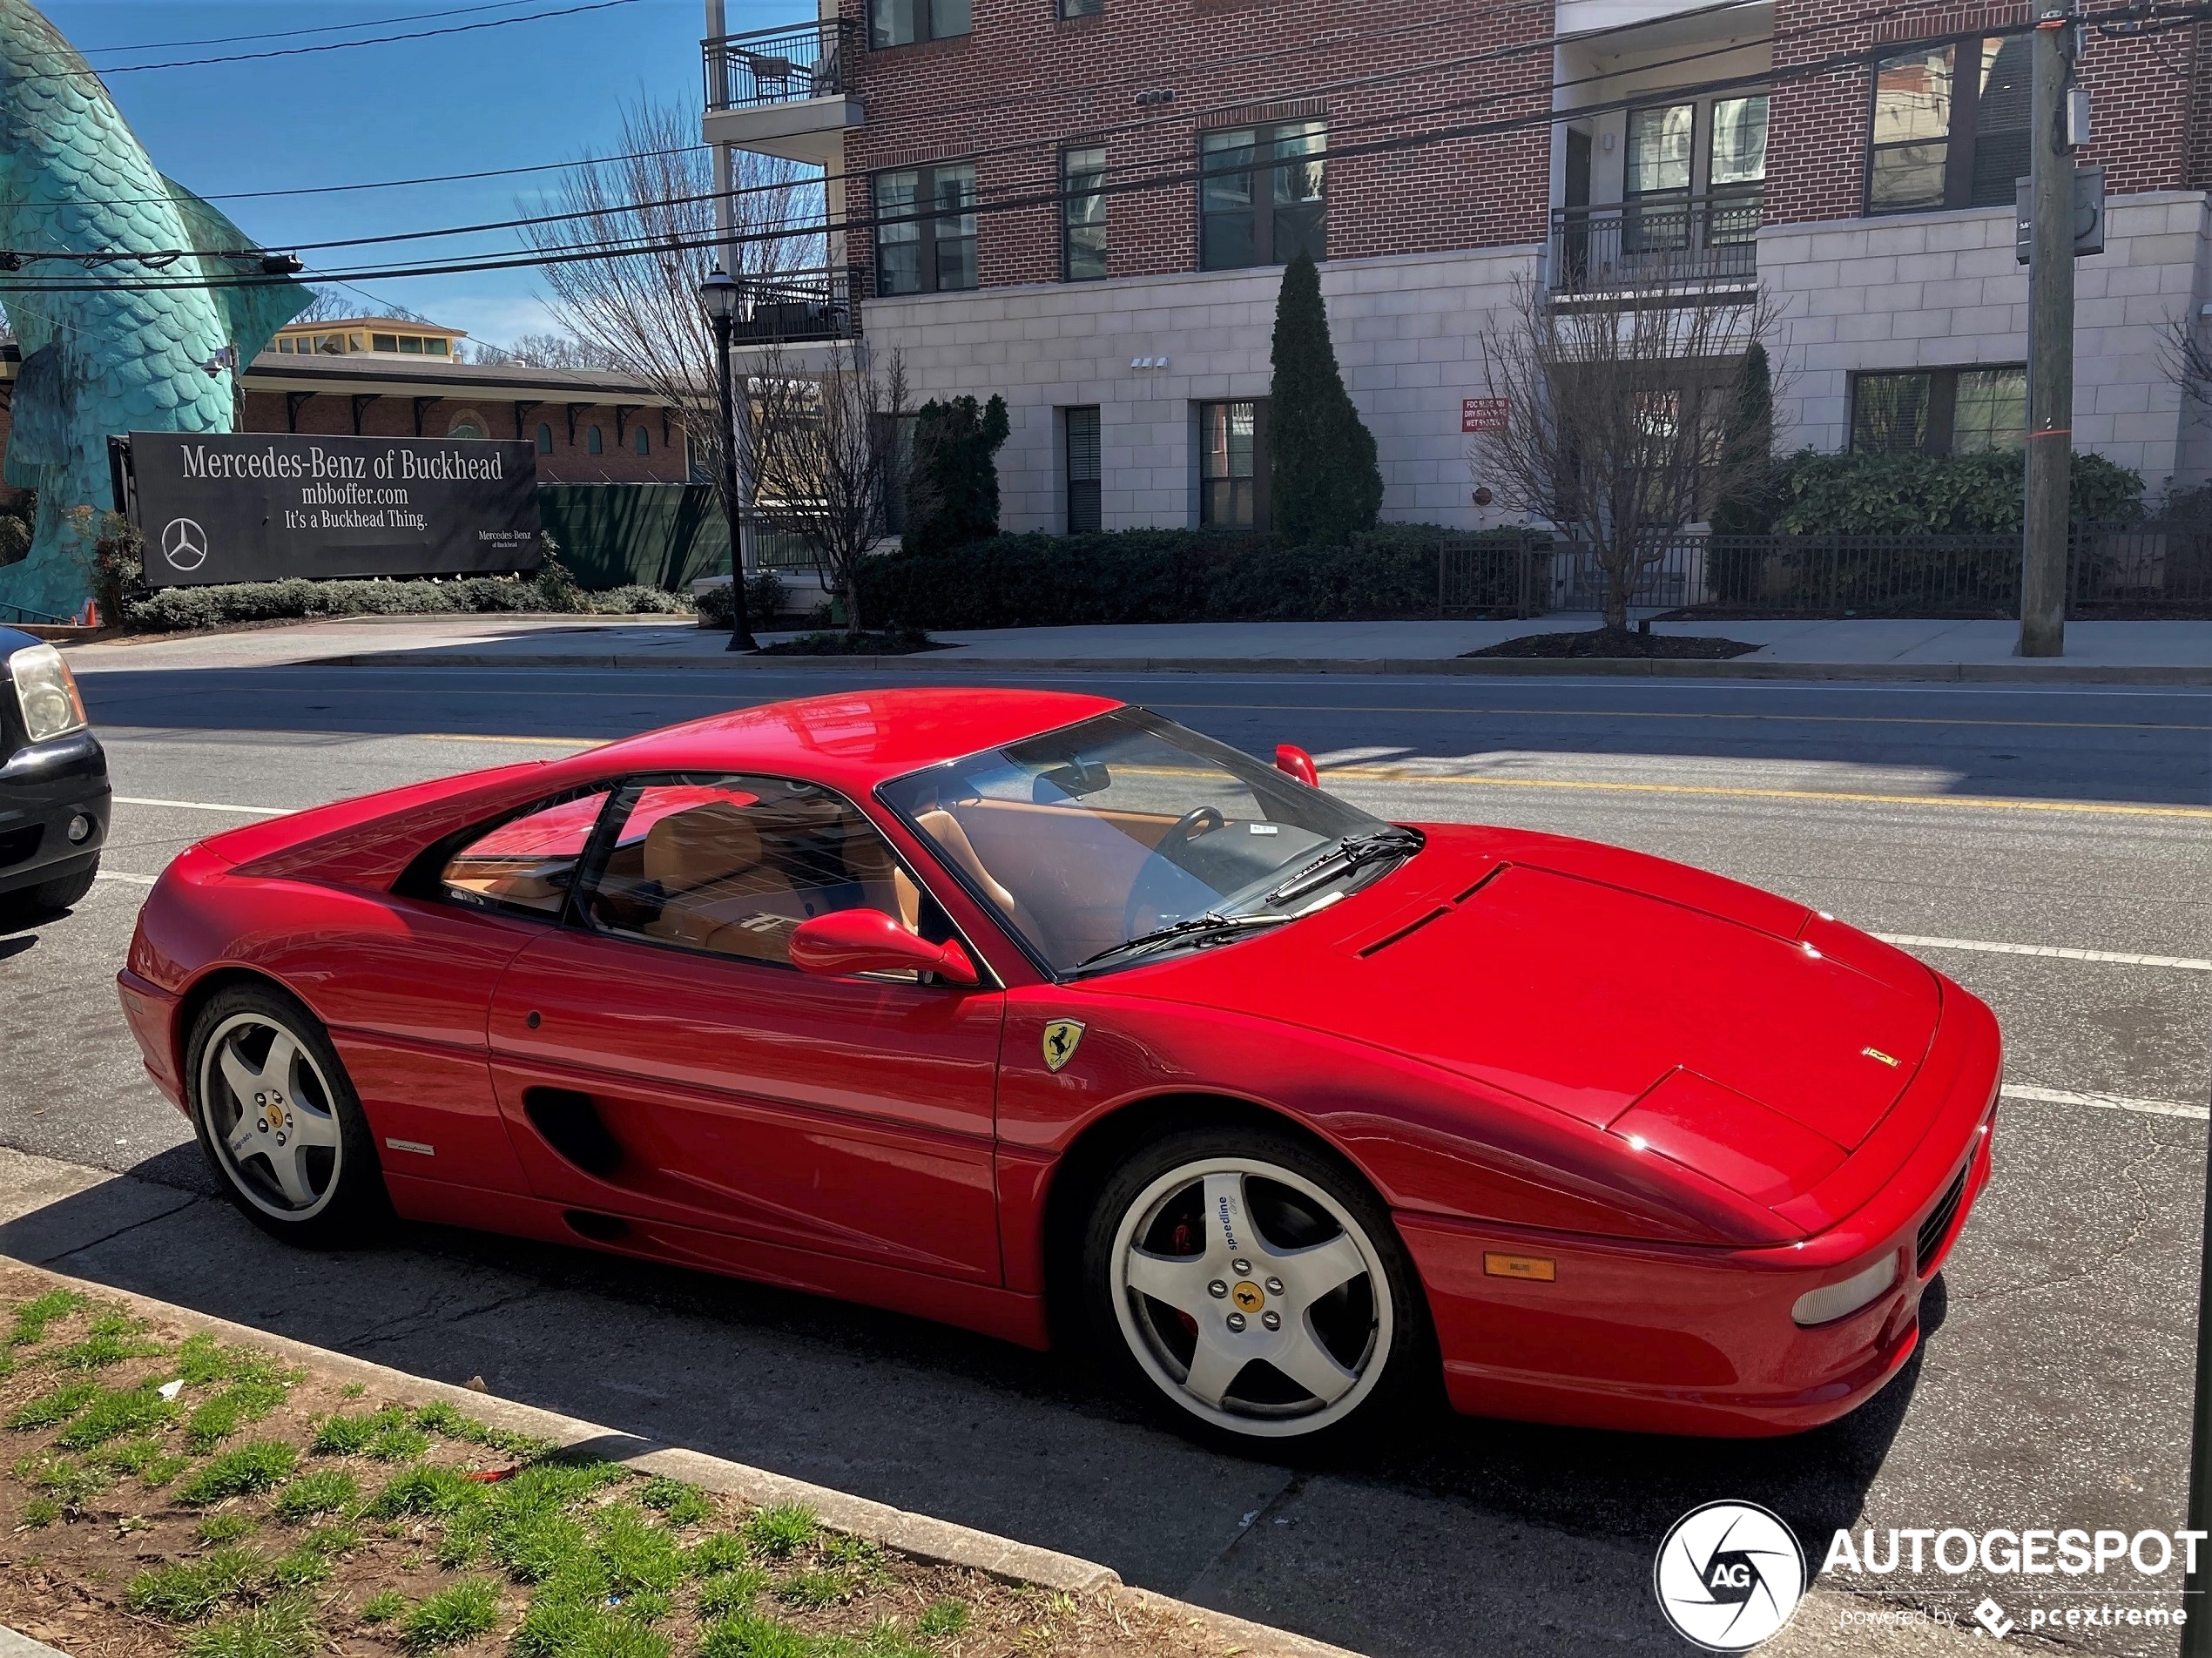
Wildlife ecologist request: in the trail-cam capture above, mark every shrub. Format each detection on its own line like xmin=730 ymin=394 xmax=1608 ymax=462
xmin=179 ymin=1441 xmax=298 ymax=1505
xmin=857 ymin=522 xmax=1522 ymax=630
xmin=1270 ymin=250 xmax=1383 ymax=543
xmin=1771 ymin=448 xmax=2145 ymax=535
xmin=903 ymin=395 xmax=1010 ymax=558
xmin=120 ymin=566 xmax=691 ymax=633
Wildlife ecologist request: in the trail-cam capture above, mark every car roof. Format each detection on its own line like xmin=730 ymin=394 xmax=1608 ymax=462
xmin=583 ymin=686 xmax=1125 ymax=789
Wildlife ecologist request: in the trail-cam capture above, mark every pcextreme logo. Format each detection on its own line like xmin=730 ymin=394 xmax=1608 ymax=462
xmin=1654 ymin=1502 xmax=1808 ymax=1652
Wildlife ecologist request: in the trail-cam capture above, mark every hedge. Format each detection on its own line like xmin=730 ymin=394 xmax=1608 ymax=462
xmin=1770 ymin=448 xmax=2145 ymax=535
xmin=856 ymin=523 xmax=1524 ymax=630
xmin=120 ymin=565 xmax=690 ymax=634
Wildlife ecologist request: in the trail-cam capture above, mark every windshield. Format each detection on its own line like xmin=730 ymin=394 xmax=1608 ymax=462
xmin=876 ymin=708 xmax=1407 ymax=974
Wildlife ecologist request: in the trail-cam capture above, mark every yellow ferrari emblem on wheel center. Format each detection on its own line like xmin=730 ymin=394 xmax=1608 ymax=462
xmin=1042 ymin=1019 xmax=1086 ymax=1072
xmin=1231 ymin=1281 xmax=1264 ymax=1312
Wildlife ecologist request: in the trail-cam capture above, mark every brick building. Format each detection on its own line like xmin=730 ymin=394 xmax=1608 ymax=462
xmin=701 ymin=0 xmax=2212 ymax=535
xmin=0 ymin=334 xmax=698 ymax=490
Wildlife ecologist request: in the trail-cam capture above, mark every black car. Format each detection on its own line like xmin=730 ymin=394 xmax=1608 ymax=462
xmin=0 ymin=626 xmax=109 ymax=921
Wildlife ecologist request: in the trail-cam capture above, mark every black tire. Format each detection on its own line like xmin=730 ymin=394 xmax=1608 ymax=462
xmin=185 ymin=982 xmax=388 ymax=1246
xmin=1079 ymin=1123 xmax=1435 ymax=1452
xmin=0 ymin=860 xmax=98 ymax=925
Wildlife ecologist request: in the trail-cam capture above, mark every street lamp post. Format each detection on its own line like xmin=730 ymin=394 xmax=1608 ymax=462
xmin=698 ymin=266 xmax=756 ymax=653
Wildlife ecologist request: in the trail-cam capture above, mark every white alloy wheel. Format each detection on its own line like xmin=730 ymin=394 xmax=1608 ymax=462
xmin=1109 ymin=1156 xmax=1394 ymax=1438
xmin=199 ymin=1010 xmax=347 ymax=1222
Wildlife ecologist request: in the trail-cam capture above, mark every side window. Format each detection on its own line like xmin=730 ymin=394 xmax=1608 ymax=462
xmin=577 ymin=775 xmax=952 ymax=969
xmin=438 ymin=790 xmax=612 ymax=918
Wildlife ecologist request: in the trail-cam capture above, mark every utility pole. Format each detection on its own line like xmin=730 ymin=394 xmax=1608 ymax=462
xmin=2020 ymin=0 xmax=2076 ymax=657
xmin=705 ymin=0 xmax=750 ymax=640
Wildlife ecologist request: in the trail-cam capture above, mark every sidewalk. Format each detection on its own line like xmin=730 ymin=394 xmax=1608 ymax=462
xmin=60 ymin=611 xmax=2212 ymax=682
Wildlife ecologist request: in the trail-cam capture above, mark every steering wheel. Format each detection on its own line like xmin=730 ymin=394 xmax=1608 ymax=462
xmin=1121 ymin=806 xmax=1228 ymax=938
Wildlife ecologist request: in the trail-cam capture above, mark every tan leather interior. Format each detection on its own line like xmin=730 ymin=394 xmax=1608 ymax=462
xmin=636 ymin=802 xmax=803 ymax=960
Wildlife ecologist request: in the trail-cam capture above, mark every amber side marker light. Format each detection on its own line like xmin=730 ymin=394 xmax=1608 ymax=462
xmin=1484 ymin=1253 xmax=1556 ymax=1282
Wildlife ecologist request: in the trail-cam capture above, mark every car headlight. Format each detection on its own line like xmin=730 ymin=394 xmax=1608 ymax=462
xmin=1791 ymin=1252 xmax=1900 ymax=1327
xmin=9 ymin=643 xmax=89 ymax=745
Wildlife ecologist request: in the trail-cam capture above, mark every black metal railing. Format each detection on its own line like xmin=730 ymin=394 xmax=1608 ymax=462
xmin=1524 ymin=529 xmax=2212 ymax=617
xmin=742 ymin=516 xmax=824 ymax=572
xmin=703 ymin=20 xmax=853 ymax=111
xmin=730 ymin=266 xmax=864 ymax=343
xmin=1548 ymin=189 xmax=1764 ymax=295
xmin=1439 ymin=532 xmax=1552 ymax=617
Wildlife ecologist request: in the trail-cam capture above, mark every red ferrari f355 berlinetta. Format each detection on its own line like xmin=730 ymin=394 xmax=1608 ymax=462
xmin=118 ymin=690 xmax=1998 ymax=1446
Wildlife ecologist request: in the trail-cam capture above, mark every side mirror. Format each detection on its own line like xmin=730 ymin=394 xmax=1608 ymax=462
xmin=789 ymin=908 xmax=980 ymax=987
xmin=1274 ymin=745 xmax=1318 ymax=787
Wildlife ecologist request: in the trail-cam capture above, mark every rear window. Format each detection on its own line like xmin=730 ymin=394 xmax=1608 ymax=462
xmin=439 ymin=790 xmax=610 ymax=917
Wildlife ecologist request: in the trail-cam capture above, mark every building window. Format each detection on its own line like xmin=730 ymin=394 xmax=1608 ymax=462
xmin=869 ymin=0 xmax=967 ymax=48
xmin=1199 ymin=122 xmax=1325 ymax=271
xmin=1065 ymin=407 xmax=1102 ymax=534
xmin=371 ymin=334 xmax=398 ymax=353
xmin=586 ymin=425 xmax=604 ymax=455
xmin=1062 ymin=147 xmax=1108 ymax=281
xmin=1197 ymin=400 xmax=1266 ymax=528
xmin=1851 ymin=367 xmax=2027 ymax=454
xmin=536 ymin=423 xmax=554 ymax=454
xmin=874 ymin=163 xmax=977 ymax=295
xmin=1059 ymin=0 xmax=1103 ymax=17
xmin=1868 ymin=36 xmax=2033 ymax=215
xmin=634 ymin=425 xmax=651 ymax=455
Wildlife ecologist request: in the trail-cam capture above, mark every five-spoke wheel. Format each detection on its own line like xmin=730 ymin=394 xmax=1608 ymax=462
xmin=1084 ymin=1129 xmax=1426 ymax=1444
xmin=187 ymin=984 xmax=383 ymax=1244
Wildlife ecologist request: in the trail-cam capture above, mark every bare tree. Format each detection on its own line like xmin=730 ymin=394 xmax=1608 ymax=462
xmin=1473 ymin=276 xmax=1787 ymax=633
xmin=468 ymin=332 xmax=624 ymax=369
xmin=737 ymin=343 xmax=908 ymax=637
xmin=523 ymin=96 xmax=823 ymax=499
xmin=291 ymin=287 xmax=437 ymax=326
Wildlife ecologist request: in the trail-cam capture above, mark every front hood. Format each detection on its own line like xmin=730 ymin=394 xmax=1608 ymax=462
xmin=1118 ymin=826 xmax=1939 ymax=1210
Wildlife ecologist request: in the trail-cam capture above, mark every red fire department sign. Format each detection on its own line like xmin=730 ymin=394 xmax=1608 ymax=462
xmin=1461 ymin=397 xmax=1508 ymax=434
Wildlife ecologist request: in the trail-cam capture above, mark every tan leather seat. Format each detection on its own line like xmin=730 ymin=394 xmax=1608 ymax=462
xmin=639 ymin=803 xmax=800 ymax=960
xmin=841 ymin=828 xmax=922 ymax=931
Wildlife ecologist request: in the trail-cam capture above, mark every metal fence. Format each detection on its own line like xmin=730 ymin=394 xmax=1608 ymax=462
xmin=1547 ymin=190 xmax=1763 ymax=296
xmin=730 ymin=266 xmax=863 ymax=343
xmin=1432 ymin=529 xmax=2212 ymax=618
xmin=702 ymin=20 xmax=852 ymax=111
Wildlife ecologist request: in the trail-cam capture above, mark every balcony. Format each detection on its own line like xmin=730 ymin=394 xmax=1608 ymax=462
xmin=1548 ymin=189 xmax=1763 ymax=296
xmin=701 ymin=21 xmax=861 ymax=166
xmin=728 ymin=266 xmax=864 ymax=346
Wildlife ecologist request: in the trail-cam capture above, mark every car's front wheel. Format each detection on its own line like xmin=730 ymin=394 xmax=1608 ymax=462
xmin=1082 ymin=1127 xmax=1430 ymax=1447
xmin=185 ymin=984 xmax=386 ymax=1245
xmin=0 ymin=859 xmax=98 ymax=925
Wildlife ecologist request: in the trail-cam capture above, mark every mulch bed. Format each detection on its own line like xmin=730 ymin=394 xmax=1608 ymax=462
xmin=0 ymin=1270 xmax=1220 ymax=1658
xmin=754 ymin=630 xmax=944 ymax=657
xmin=1461 ymin=629 xmax=1760 ymax=660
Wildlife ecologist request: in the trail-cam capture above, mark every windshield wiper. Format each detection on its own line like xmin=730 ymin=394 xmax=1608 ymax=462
xmin=1265 ymin=826 xmax=1424 ymax=907
xmin=1074 ymin=910 xmax=1292 ymax=973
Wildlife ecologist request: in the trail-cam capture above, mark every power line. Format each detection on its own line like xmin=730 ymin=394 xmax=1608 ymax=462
xmin=65 ymin=0 xmax=554 ymax=58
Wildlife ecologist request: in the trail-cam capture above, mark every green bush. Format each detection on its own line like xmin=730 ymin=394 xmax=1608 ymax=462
xmin=858 ymin=523 xmax=1526 ymax=630
xmin=902 ymin=395 xmax=1009 ymax=558
xmin=1770 ymin=448 xmax=2145 ymax=535
xmin=1270 ymin=250 xmax=1383 ymax=543
xmin=120 ymin=562 xmax=691 ymax=634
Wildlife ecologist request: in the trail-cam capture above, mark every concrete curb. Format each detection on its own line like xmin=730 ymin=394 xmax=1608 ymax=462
xmin=0 ymin=1256 xmax=1362 ymax=1658
xmin=320 ymin=649 xmax=2212 ymax=684
xmin=0 ymin=1628 xmax=66 ymax=1658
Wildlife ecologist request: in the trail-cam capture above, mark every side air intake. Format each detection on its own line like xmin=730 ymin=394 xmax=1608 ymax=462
xmin=523 ymin=1087 xmax=624 ymax=1178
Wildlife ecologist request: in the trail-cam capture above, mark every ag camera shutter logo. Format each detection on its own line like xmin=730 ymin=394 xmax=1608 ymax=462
xmin=1654 ymin=1501 xmax=1807 ymax=1651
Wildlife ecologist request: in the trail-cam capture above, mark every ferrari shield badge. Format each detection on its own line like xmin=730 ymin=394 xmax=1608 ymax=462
xmin=1042 ymin=1019 xmax=1086 ymax=1073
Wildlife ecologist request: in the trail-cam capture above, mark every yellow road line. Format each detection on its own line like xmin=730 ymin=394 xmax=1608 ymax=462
xmin=1319 ymin=767 xmax=2212 ymax=819
xmin=1147 ymin=701 xmax=2211 ymax=733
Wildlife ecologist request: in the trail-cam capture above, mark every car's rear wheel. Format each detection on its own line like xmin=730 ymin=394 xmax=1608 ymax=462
xmin=185 ymin=984 xmax=386 ymax=1246
xmin=1081 ymin=1126 xmax=1430 ymax=1447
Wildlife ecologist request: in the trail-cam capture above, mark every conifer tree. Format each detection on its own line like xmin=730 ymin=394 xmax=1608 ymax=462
xmin=1268 ymin=251 xmax=1383 ymax=543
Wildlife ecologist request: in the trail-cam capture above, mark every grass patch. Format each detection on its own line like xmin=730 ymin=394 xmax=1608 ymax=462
xmin=180 ymin=1591 xmax=318 ymax=1658
xmin=696 ymin=1568 xmax=770 ymax=1618
xmin=398 ymin=1576 xmax=501 ymax=1654
xmin=776 ymin=1569 xmax=851 ymax=1611
xmin=27 ymin=1454 xmax=114 ymax=1510
xmin=593 ymin=1502 xmax=685 ymax=1597
xmin=637 ymin=1475 xmax=715 ymax=1529
xmin=178 ymin=1441 xmax=297 ymax=1506
xmin=688 ymin=1533 xmax=754 ymax=1577
xmin=488 ymin=1506 xmax=588 ymax=1582
xmin=20 ymin=1494 xmax=59 ymax=1527
xmin=699 ymin=1612 xmax=813 ymax=1658
xmin=8 ymin=1290 xmax=87 ymax=1348
xmin=300 ymin=1521 xmax=361 ymax=1557
xmin=914 ymin=1598 xmax=969 ymax=1639
xmin=359 ymin=1588 xmax=407 ymax=1624
xmin=56 ymin=1383 xmax=181 ymax=1450
xmin=49 ymin=1311 xmax=165 ymax=1372
xmin=125 ymin=1547 xmax=266 ymax=1621
xmin=743 ymin=1503 xmax=819 ymax=1561
xmin=195 ymin=1514 xmax=259 ymax=1546
xmin=369 ymin=1460 xmax=485 ymax=1520
xmin=268 ymin=1541 xmax=333 ymax=1590
xmin=6 ymin=1380 xmax=101 ymax=1432
xmin=139 ymin=1452 xmax=192 ymax=1489
xmin=185 ymin=1378 xmax=290 ymax=1452
xmin=270 ymin=1468 xmax=358 ymax=1523
xmin=312 ymin=1405 xmax=430 ymax=1462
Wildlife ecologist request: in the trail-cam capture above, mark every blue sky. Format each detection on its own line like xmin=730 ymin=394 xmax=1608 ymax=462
xmin=39 ymin=0 xmax=803 ymax=347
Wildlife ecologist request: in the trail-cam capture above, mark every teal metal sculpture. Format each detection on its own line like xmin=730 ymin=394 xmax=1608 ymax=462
xmin=0 ymin=0 xmax=307 ymax=619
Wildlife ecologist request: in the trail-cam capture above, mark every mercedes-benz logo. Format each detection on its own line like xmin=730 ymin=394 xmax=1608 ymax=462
xmin=160 ymin=516 xmax=208 ymax=571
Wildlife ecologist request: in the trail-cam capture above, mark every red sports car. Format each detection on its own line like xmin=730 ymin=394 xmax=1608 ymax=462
xmin=117 ymin=690 xmax=1998 ymax=1446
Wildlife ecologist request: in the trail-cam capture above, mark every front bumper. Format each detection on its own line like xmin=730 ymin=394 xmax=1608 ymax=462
xmin=1400 ymin=985 xmax=2001 ymax=1438
xmin=0 ymin=731 xmax=110 ymax=898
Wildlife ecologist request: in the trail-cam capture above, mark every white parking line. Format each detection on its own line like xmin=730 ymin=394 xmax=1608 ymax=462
xmin=2002 ymin=1084 xmax=2209 ymax=1122
xmin=112 ymin=796 xmax=291 ymax=818
xmin=91 ymin=871 xmax=158 ymax=886
xmin=1876 ymin=934 xmax=2212 ymax=972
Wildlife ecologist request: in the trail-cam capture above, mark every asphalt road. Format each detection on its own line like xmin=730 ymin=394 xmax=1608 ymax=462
xmin=3 ymin=658 xmax=2209 ymax=1657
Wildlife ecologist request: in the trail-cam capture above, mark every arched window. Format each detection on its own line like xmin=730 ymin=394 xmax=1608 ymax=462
xmin=586 ymin=425 xmax=604 ymax=455
xmin=536 ymin=423 xmax=554 ymax=455
xmin=633 ymin=425 xmax=651 ymax=456
xmin=449 ymin=419 xmax=486 ymax=440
